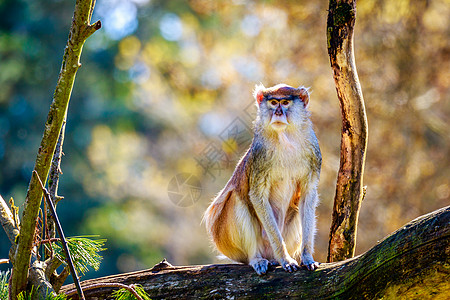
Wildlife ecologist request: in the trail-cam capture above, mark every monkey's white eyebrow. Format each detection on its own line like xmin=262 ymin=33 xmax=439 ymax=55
xmin=265 ymin=95 xmax=296 ymax=100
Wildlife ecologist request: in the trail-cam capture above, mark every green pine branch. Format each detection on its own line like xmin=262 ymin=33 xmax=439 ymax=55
xmin=0 ymin=270 xmax=9 ymax=299
xmin=52 ymin=236 xmax=107 ymax=276
xmin=112 ymin=285 xmax=151 ymax=300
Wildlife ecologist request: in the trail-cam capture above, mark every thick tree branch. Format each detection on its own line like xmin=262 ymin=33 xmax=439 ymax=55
xmin=9 ymin=0 xmax=101 ymax=298
xmin=326 ymin=0 xmax=369 ymax=262
xmin=62 ymin=206 xmax=449 ymax=299
xmin=29 ymin=258 xmax=56 ymax=297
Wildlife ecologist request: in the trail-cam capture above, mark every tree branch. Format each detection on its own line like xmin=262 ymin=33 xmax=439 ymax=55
xmin=52 ymin=267 xmax=70 ymax=293
xmin=46 ymin=119 xmax=66 ymax=260
xmin=0 ymin=195 xmax=19 ymax=245
xmin=62 ymin=206 xmax=449 ymax=299
xmin=45 ymin=254 xmax=63 ymax=280
xmin=29 ymin=258 xmax=56 ymax=297
xmin=9 ymin=0 xmax=101 ymax=298
xmin=326 ymin=0 xmax=369 ymax=262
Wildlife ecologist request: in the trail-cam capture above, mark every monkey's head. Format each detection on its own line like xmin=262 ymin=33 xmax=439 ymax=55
xmin=253 ymin=83 xmax=310 ymax=132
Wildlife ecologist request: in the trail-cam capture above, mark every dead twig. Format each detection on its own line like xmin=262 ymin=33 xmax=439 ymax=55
xmin=33 ymin=171 xmax=85 ymax=300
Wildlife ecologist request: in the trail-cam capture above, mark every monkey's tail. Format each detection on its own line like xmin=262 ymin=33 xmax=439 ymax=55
xmin=202 ymin=187 xmax=234 ymax=233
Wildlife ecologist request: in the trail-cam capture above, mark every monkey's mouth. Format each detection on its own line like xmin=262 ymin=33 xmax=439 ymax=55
xmin=270 ymin=121 xmax=288 ymax=130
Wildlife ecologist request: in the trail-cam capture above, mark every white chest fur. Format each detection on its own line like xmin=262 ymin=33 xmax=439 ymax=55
xmin=266 ymin=130 xmax=313 ymax=227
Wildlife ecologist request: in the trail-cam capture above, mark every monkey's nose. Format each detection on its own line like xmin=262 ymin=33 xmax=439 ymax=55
xmin=275 ymin=107 xmax=283 ymax=116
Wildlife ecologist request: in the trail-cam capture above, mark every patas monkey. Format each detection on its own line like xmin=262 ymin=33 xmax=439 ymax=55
xmin=204 ymin=83 xmax=321 ymax=275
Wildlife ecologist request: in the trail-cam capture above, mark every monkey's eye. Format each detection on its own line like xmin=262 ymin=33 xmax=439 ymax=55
xmin=281 ymin=100 xmax=291 ymax=107
xmin=269 ymin=100 xmax=279 ymax=107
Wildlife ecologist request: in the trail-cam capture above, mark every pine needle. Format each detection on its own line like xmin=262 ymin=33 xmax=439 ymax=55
xmin=0 ymin=270 xmax=9 ymax=299
xmin=111 ymin=285 xmax=151 ymax=300
xmin=17 ymin=286 xmax=34 ymax=300
xmin=46 ymin=294 xmax=68 ymax=300
xmin=17 ymin=287 xmax=68 ymax=300
xmin=53 ymin=235 xmax=106 ymax=276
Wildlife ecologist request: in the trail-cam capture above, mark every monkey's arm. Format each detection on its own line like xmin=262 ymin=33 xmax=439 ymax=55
xmin=299 ymin=178 xmax=320 ymax=270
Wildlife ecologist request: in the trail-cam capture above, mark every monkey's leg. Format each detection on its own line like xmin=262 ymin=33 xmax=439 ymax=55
xmin=227 ymin=198 xmax=271 ymax=275
xmin=299 ymin=187 xmax=319 ymax=270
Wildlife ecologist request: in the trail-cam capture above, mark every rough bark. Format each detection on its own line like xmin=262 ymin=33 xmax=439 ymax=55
xmin=62 ymin=206 xmax=449 ymax=299
xmin=326 ymin=0 xmax=369 ymax=262
xmin=8 ymin=1 xmax=100 ymax=298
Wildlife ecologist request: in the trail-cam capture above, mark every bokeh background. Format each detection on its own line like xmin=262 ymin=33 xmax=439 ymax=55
xmin=0 ymin=0 xmax=448 ymax=281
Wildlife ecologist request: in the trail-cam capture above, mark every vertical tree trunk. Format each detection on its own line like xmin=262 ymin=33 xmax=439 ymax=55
xmin=9 ymin=1 xmax=101 ymax=298
xmin=326 ymin=0 xmax=368 ymax=262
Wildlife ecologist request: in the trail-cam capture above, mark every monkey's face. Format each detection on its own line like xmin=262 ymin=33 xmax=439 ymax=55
xmin=258 ymin=95 xmax=306 ymax=132
xmin=253 ymin=84 xmax=310 ymax=132
xmin=266 ymin=96 xmax=293 ymax=130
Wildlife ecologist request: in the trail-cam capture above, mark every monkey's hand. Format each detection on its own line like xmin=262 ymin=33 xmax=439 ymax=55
xmin=278 ymin=256 xmax=300 ymax=273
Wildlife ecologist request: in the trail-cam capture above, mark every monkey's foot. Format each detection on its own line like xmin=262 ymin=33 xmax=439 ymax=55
xmin=249 ymin=257 xmax=269 ymax=275
xmin=302 ymin=260 xmax=319 ymax=271
xmin=279 ymin=257 xmax=300 ymax=273
xmin=301 ymin=253 xmax=319 ymax=271
xmin=268 ymin=259 xmax=279 ymax=266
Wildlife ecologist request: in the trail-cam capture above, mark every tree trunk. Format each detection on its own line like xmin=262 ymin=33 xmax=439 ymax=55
xmin=62 ymin=206 xmax=450 ymax=299
xmin=8 ymin=1 xmax=100 ymax=298
xmin=326 ymin=0 xmax=369 ymax=262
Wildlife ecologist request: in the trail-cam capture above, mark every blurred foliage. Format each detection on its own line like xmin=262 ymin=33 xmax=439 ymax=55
xmin=0 ymin=0 xmax=448 ymax=282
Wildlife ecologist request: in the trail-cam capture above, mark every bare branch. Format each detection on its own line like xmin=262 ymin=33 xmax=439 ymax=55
xmin=46 ymin=119 xmax=66 ymax=259
xmin=44 ymin=253 xmax=63 ymax=280
xmin=52 ymin=267 xmax=70 ymax=293
xmin=0 ymin=195 xmax=19 ymax=245
xmin=34 ymin=171 xmax=85 ymax=300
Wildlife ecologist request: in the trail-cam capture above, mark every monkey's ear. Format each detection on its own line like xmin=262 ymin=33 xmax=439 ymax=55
xmin=297 ymin=87 xmax=310 ymax=106
xmin=253 ymin=83 xmax=265 ymax=104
